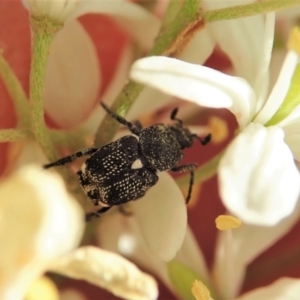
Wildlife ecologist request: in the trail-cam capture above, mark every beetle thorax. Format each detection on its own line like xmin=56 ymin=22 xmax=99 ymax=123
xmin=139 ymin=124 xmax=184 ymax=171
xmin=169 ymin=123 xmax=194 ymax=149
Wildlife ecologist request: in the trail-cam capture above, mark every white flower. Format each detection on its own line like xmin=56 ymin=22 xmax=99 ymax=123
xmin=0 ymin=165 xmax=158 ymax=300
xmin=21 ymin=0 xmax=160 ymax=128
xmin=97 ymin=172 xmax=188 ymax=263
xmin=23 ymin=0 xmax=159 ymax=46
xmin=213 ymin=210 xmax=300 ymax=300
xmin=129 ymin=15 xmax=300 ymax=226
xmin=97 ymin=207 xmax=300 ymax=300
xmin=50 ymin=246 xmax=158 ymax=300
xmin=173 ymin=0 xmax=270 ymax=103
xmin=16 ymin=139 xmax=189 ymax=265
xmin=0 ymin=165 xmax=83 ymax=300
xmin=182 ymin=211 xmax=300 ymax=300
xmin=124 ymin=0 xmax=271 ymax=124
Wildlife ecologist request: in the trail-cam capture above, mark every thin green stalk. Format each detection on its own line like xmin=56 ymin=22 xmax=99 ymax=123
xmin=0 ymin=52 xmax=30 ymax=128
xmin=150 ymin=0 xmax=202 ymax=56
xmin=0 ymin=129 xmax=31 ymax=142
xmin=160 ymin=0 xmax=185 ymax=30
xmin=29 ymin=16 xmax=62 ymax=161
xmin=202 ymin=0 xmax=300 ymax=23
xmin=28 ymin=17 xmax=90 ymax=207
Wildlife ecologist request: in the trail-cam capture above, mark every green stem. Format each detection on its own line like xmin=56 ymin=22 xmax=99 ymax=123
xmin=29 ymin=16 xmax=62 ymax=161
xmin=150 ymin=0 xmax=202 ymax=56
xmin=28 ymin=17 xmax=90 ymax=208
xmin=176 ymin=151 xmax=224 ymax=188
xmin=159 ymin=0 xmax=186 ymax=31
xmin=202 ymin=0 xmax=300 ymax=23
xmin=0 ymin=129 xmax=31 ymax=142
xmin=0 ymin=52 xmax=30 ymax=128
xmin=48 ymin=129 xmax=88 ymax=149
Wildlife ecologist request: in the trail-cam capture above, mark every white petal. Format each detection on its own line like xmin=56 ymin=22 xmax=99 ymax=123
xmin=214 ymin=200 xmax=300 ymax=299
xmin=132 ymin=172 xmax=187 ymax=261
xmin=175 ymin=226 xmax=211 ymax=286
xmin=254 ymin=50 xmax=299 ymax=125
xmin=252 ymin=13 xmax=275 ymax=111
xmin=235 ymin=199 xmax=300 ymax=265
xmin=203 ymin=4 xmax=275 ymax=112
xmin=219 ymin=123 xmax=300 ymax=225
xmin=44 ymin=20 xmax=100 ymax=128
xmin=237 ymin=277 xmax=300 ymax=300
xmin=33 ymin=173 xmax=84 ymax=257
xmin=0 ymin=166 xmax=83 ymax=300
xmin=284 ymin=134 xmax=300 ymax=161
xmin=126 ymin=87 xmax=174 ymax=121
xmin=50 ymin=246 xmax=158 ymax=300
xmin=81 ymin=43 xmax=133 ymax=133
xmin=96 ymin=213 xmax=173 ymax=291
xmin=213 ymin=231 xmax=246 ymax=299
xmin=23 ymin=0 xmax=80 ymax=22
xmin=130 ymin=56 xmax=256 ymax=128
xmin=66 ymin=0 xmax=160 ymax=50
xmin=179 ymin=28 xmax=215 ymax=64
xmin=206 ymin=10 xmax=265 ymax=88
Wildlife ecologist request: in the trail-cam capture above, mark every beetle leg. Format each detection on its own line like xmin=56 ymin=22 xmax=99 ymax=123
xmin=133 ymin=120 xmax=143 ymax=131
xmin=44 ymin=148 xmax=98 ymax=169
xmin=85 ymin=207 xmax=111 ymax=221
xmin=191 ymin=133 xmax=212 ymax=145
xmin=170 ymin=107 xmax=183 ymax=125
xmin=171 ymin=164 xmax=197 ymax=204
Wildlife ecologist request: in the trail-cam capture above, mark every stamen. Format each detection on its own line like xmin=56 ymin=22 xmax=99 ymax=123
xmin=215 ymin=215 xmax=242 ymax=299
xmin=288 ymin=27 xmax=300 ymax=55
xmin=191 ymin=280 xmax=211 ymax=300
xmin=215 ymin=215 xmax=242 ymax=231
xmin=208 ymin=116 xmax=228 ymax=143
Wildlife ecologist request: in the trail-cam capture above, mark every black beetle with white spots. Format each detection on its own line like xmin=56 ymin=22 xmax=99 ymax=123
xmin=44 ymin=103 xmax=211 ymax=221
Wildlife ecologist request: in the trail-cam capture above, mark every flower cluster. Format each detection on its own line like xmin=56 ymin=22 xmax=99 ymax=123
xmin=1 ymin=0 xmax=300 ymax=299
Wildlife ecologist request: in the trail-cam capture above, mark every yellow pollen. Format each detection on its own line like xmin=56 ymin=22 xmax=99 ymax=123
xmin=287 ymin=27 xmax=300 ymax=55
xmin=191 ymin=280 xmax=211 ymax=300
xmin=215 ymin=215 xmax=242 ymax=231
xmin=25 ymin=276 xmax=59 ymax=300
xmin=208 ymin=116 xmax=228 ymax=143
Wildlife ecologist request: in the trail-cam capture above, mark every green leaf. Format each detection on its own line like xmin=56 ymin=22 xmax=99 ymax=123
xmin=167 ymin=260 xmax=202 ymax=300
xmin=266 ymin=64 xmax=300 ymax=126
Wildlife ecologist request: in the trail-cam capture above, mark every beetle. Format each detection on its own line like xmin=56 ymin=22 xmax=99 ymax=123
xmin=44 ymin=103 xmax=211 ymax=220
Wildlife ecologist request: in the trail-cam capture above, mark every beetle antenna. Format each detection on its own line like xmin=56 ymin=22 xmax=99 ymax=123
xmin=100 ymin=102 xmax=141 ymax=136
xmin=193 ymin=133 xmax=211 ymax=146
xmin=170 ymin=107 xmax=183 ymax=125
